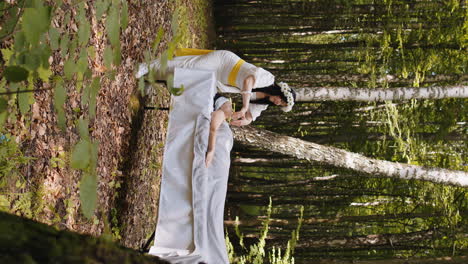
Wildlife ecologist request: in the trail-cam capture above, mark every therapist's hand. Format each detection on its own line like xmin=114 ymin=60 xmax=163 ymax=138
xmin=232 ymin=108 xmax=247 ymax=121
xmin=230 ymin=118 xmax=251 ymax=127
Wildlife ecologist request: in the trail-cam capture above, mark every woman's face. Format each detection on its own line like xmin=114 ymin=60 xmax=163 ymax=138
xmin=269 ymin=95 xmax=287 ymax=106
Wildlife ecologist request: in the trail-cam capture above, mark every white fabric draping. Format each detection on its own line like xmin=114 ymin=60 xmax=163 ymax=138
xmin=135 ymin=50 xmax=274 ymax=121
xmin=148 ymin=68 xmax=232 ymax=264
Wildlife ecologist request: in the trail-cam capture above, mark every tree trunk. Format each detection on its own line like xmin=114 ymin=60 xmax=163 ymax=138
xmin=295 ymin=85 xmax=468 ymax=101
xmin=0 ymin=212 xmax=169 ymax=264
xmin=225 ymin=212 xmax=441 ymax=227
xmin=269 ymin=230 xmax=436 ymax=248
xmin=307 ymin=256 xmax=468 ymax=264
xmin=231 ymin=126 xmax=468 ymax=187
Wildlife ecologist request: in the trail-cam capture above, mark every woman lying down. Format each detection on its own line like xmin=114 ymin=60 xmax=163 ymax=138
xmin=206 ymin=95 xmax=233 ymax=168
xmin=149 ymin=95 xmax=233 ymax=264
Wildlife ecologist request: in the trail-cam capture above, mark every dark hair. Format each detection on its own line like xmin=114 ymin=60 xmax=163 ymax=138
xmin=251 ymin=83 xmax=296 ymax=106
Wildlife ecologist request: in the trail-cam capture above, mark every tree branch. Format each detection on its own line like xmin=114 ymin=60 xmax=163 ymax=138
xmin=0 ymin=87 xmax=53 ymax=95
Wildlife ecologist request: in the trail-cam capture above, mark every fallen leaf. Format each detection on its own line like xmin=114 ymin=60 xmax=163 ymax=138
xmin=38 ymin=125 xmax=46 ymax=136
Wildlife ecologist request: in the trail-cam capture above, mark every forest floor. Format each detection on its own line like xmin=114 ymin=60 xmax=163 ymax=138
xmin=1 ymin=0 xmax=215 ymax=250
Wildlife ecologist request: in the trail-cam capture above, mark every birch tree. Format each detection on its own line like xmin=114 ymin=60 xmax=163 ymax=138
xmin=231 ymin=126 xmax=468 ymax=187
xmin=221 ymin=85 xmax=468 ymax=104
xmin=295 ymin=85 xmax=468 ymax=102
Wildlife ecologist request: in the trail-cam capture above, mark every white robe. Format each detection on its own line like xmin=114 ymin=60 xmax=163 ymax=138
xmin=136 ymin=50 xmax=273 ymax=121
xmin=149 ymin=68 xmax=232 ymax=264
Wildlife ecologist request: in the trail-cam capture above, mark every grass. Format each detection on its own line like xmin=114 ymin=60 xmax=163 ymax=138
xmin=226 ymin=199 xmax=304 ymax=264
xmin=0 ymin=132 xmax=35 ymax=218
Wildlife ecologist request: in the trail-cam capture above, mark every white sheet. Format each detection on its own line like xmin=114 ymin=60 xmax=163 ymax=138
xmin=149 ymin=68 xmax=232 ymax=264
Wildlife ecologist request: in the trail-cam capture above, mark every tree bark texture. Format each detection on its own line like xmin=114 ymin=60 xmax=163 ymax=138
xmin=0 ymin=212 xmax=169 ymax=264
xmin=295 ymin=85 xmax=468 ymax=101
xmin=231 ymin=126 xmax=468 ymax=187
xmin=307 ymin=256 xmax=468 ymax=264
xmin=225 ymin=212 xmax=440 ymax=227
xmin=280 ymin=230 xmax=435 ymax=248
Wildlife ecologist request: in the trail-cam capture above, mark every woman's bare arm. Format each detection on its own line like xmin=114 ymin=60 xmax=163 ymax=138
xmin=206 ymin=109 xmax=226 ymax=167
xmin=232 ymin=75 xmax=255 ymax=121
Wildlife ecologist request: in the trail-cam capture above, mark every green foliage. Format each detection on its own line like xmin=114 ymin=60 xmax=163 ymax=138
xmin=357 ymin=1 xmax=467 ymax=88
xmin=0 ymin=133 xmax=33 ymax=218
xmin=12 ymin=191 xmax=32 ymax=218
xmin=48 ymin=27 xmax=60 ymax=50
xmin=226 ymin=198 xmax=303 ymax=264
xmin=3 ymin=66 xmax=29 ymax=83
xmin=138 ymin=77 xmax=145 ymax=96
xmin=78 ymin=19 xmax=91 ymax=47
xmin=103 ymin=45 xmax=113 ymax=69
xmin=0 ymin=2 xmax=21 ymax=40
xmin=89 ymin=78 xmax=99 ymax=119
xmin=369 ymin=99 xmax=467 ymax=170
xmin=0 ymin=194 xmax=10 ymax=211
xmin=1 ymin=49 xmax=13 ymax=65
xmin=0 ymin=98 xmax=6 ymax=113
xmin=70 ymin=117 xmax=99 ymax=219
xmin=167 ymin=76 xmax=185 ymax=96
xmin=59 ymin=34 xmax=70 ymax=57
xmin=22 ymin=1 xmax=51 ymax=45
xmin=0 ymin=134 xmax=28 ymax=183
xmin=53 ymin=78 xmax=66 ymax=130
xmin=137 ymin=8 xmax=189 ymax=102
xmin=105 ymin=1 xmax=121 ymax=57
xmin=76 ymin=50 xmax=89 ymax=79
xmin=18 ymin=82 xmax=34 ymax=114
xmin=50 ymin=151 xmax=67 ymax=169
xmin=100 ymin=1 xmax=128 ymax=69
xmin=120 ymin=0 xmax=129 ymax=31
xmin=79 ymin=172 xmax=98 ymax=219
xmin=0 ymin=0 xmax=191 ymax=224
xmin=269 ymin=206 xmax=303 ymax=264
xmin=95 ymin=0 xmax=110 ymax=20
xmin=30 ymin=0 xmax=122 ymax=220
xmin=152 ymin=28 xmax=164 ymax=53
xmin=71 ymin=140 xmax=91 ymax=169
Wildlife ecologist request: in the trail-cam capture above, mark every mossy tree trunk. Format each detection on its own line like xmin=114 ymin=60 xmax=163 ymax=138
xmin=0 ymin=212 xmax=169 ymax=264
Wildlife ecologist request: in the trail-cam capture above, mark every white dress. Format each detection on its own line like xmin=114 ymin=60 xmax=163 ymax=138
xmin=136 ymin=50 xmax=273 ymax=121
xmin=149 ymin=68 xmax=232 ymax=264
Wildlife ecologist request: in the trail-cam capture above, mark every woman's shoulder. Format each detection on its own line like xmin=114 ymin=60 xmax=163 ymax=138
xmin=253 ymin=67 xmax=275 ymax=88
xmin=213 ymin=50 xmax=239 ymax=58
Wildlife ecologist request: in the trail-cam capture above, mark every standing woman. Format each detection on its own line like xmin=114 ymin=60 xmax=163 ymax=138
xmin=136 ymin=49 xmax=296 ymax=126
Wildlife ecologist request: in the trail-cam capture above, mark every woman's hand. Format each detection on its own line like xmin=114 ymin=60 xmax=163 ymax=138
xmin=231 ymin=110 xmax=253 ymax=127
xmin=205 ymin=150 xmax=215 ymax=168
xmin=232 ymin=107 xmax=247 ymax=121
xmin=230 ymin=117 xmax=251 ymax=127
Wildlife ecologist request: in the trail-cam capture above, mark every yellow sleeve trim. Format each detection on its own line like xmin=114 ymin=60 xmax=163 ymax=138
xmin=175 ymin=48 xmax=214 ymax=57
xmin=228 ymin=59 xmax=245 ymax=87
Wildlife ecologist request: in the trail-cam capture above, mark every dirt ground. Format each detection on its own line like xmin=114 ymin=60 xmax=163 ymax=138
xmin=2 ymin=0 xmax=214 ymax=250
